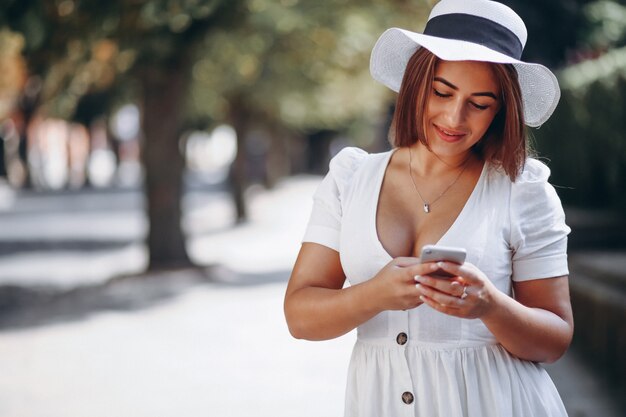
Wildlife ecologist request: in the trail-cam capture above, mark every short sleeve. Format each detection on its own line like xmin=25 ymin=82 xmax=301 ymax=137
xmin=301 ymin=147 xmax=368 ymax=251
xmin=510 ymin=159 xmax=571 ymax=281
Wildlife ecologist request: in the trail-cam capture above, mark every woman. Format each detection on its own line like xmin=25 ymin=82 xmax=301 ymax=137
xmin=284 ymin=0 xmax=573 ymax=416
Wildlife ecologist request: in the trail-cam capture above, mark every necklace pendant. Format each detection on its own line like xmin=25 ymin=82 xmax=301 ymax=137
xmin=423 ymin=203 xmax=431 ymax=213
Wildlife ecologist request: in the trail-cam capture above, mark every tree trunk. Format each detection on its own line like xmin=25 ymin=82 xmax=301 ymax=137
xmin=140 ymin=59 xmax=193 ymax=270
xmin=228 ymin=98 xmax=249 ymax=223
xmin=17 ymin=76 xmax=42 ymax=189
xmin=265 ymin=123 xmax=291 ymax=189
xmin=0 ymin=124 xmax=6 ymax=177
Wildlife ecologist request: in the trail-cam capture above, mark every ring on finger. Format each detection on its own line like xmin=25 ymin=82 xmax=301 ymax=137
xmin=460 ymin=286 xmax=469 ymax=300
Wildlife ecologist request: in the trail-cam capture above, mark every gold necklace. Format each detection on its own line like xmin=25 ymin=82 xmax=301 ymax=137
xmin=408 ymin=147 xmax=470 ymax=213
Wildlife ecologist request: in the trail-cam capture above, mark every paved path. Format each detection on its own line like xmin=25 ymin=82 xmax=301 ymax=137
xmin=0 ymin=178 xmax=623 ymax=417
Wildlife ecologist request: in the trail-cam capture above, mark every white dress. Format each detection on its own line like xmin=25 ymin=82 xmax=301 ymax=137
xmin=301 ymin=147 xmax=571 ymax=417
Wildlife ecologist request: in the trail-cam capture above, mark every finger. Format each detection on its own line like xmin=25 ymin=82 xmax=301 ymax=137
xmin=433 ymin=261 xmax=462 ymax=274
xmin=450 ymin=280 xmax=467 ymax=297
xmin=416 ymin=283 xmax=462 ymax=309
xmin=435 ymin=261 xmax=481 ymax=285
xmin=407 ymin=261 xmax=440 ymax=277
xmin=419 ymin=294 xmax=462 ymax=316
xmin=414 ymin=274 xmax=463 ymax=296
xmin=393 ymin=257 xmax=422 ymax=267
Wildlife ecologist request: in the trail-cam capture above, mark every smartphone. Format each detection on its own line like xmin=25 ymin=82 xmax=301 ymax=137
xmin=420 ymin=244 xmax=467 ymax=278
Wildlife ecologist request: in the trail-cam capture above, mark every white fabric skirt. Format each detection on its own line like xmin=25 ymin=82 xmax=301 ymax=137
xmin=344 ymin=339 xmax=568 ymax=417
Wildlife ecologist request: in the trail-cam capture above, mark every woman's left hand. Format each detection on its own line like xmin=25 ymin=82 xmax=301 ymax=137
xmin=415 ymin=261 xmax=498 ymax=319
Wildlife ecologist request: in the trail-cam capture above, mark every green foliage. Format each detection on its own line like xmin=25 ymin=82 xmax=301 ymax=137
xmin=3 ymin=0 xmax=624 ymax=210
xmin=0 ymin=0 xmax=239 ymax=119
xmin=188 ymin=0 xmax=428 ymax=132
xmin=534 ymin=46 xmax=626 ymax=208
xmin=0 ymin=29 xmax=26 ymax=119
xmin=0 ymin=0 xmax=429 ymax=134
xmin=500 ymin=0 xmax=598 ymax=67
xmin=582 ymin=0 xmax=626 ymax=50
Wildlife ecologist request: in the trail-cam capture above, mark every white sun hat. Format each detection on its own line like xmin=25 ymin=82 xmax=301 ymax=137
xmin=370 ymin=0 xmax=560 ymax=127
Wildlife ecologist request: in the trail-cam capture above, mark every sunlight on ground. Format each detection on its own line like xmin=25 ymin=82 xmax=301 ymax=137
xmin=188 ymin=175 xmax=321 ymax=274
xmin=0 ymin=272 xmax=355 ymax=417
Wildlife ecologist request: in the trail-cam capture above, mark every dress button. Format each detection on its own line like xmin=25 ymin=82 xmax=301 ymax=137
xmin=396 ymin=332 xmax=408 ymax=345
xmin=402 ymin=391 xmax=414 ymax=404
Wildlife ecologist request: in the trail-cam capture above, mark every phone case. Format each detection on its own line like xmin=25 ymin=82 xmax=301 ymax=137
xmin=420 ymin=245 xmax=466 ymax=264
xmin=420 ymin=245 xmax=467 ymax=278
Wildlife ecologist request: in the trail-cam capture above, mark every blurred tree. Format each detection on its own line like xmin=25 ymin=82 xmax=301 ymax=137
xmin=190 ymin=0 xmax=426 ymax=219
xmin=500 ymin=0 xmax=597 ymax=67
xmin=0 ymin=29 xmax=26 ymax=121
xmin=580 ymin=0 xmax=626 ymax=51
xmin=534 ymin=45 xmax=626 ymax=208
xmin=520 ymin=1 xmax=626 ymax=209
xmin=0 ymin=29 xmax=27 ymax=179
xmin=0 ymin=0 xmax=426 ymax=269
xmin=12 ymin=0 xmax=614 ymax=269
xmin=0 ymin=0 xmax=243 ymax=269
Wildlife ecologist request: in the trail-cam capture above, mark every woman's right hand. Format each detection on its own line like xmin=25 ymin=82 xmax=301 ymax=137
xmin=368 ymin=257 xmax=440 ymax=311
xmin=285 ymin=244 xmax=440 ymax=341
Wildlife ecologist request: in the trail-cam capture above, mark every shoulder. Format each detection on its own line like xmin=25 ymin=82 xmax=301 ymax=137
xmin=512 ymin=158 xmax=556 ymax=198
xmin=509 ymin=157 xmax=564 ymax=216
xmin=507 ymin=159 xmax=570 ymax=279
xmin=328 ymin=147 xmax=369 ymax=177
xmin=327 ymin=147 xmax=377 ymax=191
xmin=486 ymin=157 xmax=551 ymax=186
xmin=322 ymin=146 xmax=394 ymax=200
xmin=483 ymin=158 xmax=563 ymax=220
xmin=516 ymin=158 xmax=551 ymax=184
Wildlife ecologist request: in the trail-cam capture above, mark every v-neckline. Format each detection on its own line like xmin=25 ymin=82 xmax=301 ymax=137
xmin=371 ymin=148 xmax=487 ymax=260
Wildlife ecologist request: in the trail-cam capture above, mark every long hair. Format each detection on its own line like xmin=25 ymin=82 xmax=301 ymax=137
xmin=390 ymin=48 xmax=528 ymax=181
xmin=390 ymin=47 xmax=437 ymax=150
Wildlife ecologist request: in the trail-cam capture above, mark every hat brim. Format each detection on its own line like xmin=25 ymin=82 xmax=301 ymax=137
xmin=370 ymin=28 xmax=560 ymax=127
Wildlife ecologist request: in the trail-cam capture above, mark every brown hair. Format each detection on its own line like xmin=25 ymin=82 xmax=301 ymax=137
xmin=390 ymin=48 xmax=529 ymax=181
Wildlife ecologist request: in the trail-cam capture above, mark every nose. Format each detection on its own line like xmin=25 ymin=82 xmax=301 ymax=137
xmin=444 ymin=97 xmax=466 ymax=127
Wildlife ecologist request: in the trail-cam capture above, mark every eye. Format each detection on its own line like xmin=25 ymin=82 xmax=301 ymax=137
xmin=433 ymin=89 xmax=451 ymax=98
xmin=470 ymin=102 xmax=489 ymax=110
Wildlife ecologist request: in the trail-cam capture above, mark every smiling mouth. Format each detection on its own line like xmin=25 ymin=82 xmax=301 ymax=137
xmin=434 ymin=125 xmax=467 ymax=142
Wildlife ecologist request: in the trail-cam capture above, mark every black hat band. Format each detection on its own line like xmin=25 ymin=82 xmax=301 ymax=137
xmin=423 ymin=13 xmax=523 ymax=60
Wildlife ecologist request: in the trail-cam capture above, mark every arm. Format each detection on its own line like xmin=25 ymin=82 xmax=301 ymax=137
xmin=416 ymin=262 xmax=573 ymax=363
xmin=482 ymin=276 xmax=573 ymax=363
xmin=284 ymin=242 xmax=430 ymax=341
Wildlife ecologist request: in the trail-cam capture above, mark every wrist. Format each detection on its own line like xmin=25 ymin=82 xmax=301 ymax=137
xmin=479 ymin=285 xmax=509 ymax=323
xmin=351 ymin=278 xmax=385 ymax=317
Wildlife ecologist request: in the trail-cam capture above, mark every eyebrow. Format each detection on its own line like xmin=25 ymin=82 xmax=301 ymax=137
xmin=434 ymin=77 xmax=498 ymax=100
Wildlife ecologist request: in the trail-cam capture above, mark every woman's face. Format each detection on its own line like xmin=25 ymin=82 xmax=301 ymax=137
xmin=424 ymin=60 xmax=501 ymax=158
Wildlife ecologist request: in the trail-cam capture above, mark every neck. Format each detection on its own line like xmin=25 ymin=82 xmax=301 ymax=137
xmin=407 ymin=143 xmax=473 ymax=176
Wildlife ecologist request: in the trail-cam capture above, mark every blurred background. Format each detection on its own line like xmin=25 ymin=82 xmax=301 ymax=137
xmin=0 ymin=0 xmax=624 ymax=416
